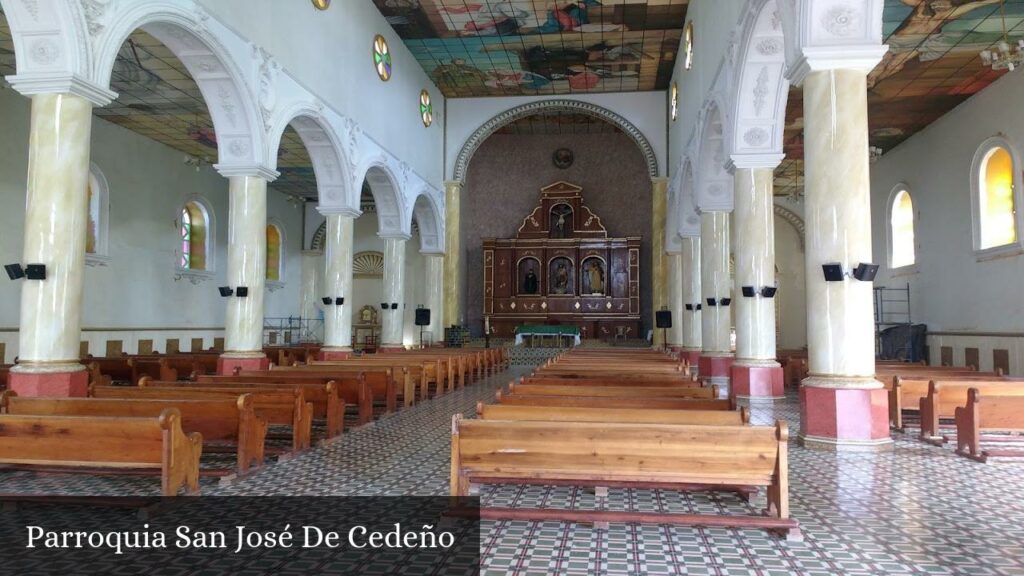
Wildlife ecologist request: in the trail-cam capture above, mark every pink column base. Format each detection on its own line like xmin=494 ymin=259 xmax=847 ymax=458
xmin=9 ymin=370 xmax=89 ymax=398
xmin=698 ymin=355 xmax=734 ymax=378
xmin=679 ymin=350 xmax=701 ymax=367
xmin=731 ymin=365 xmax=785 ymax=398
xmin=320 ymin=350 xmax=353 ymax=361
xmin=217 ymin=356 xmax=270 ymax=375
xmin=800 ymin=385 xmax=892 ymax=450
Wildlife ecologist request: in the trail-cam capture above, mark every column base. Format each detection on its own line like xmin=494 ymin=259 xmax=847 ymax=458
xmin=731 ymin=363 xmax=785 ymax=399
xmin=679 ymin=349 xmax=702 ymax=369
xmin=698 ymin=355 xmax=734 ymax=379
xmin=9 ymin=367 xmax=89 ymax=398
xmin=799 ymin=382 xmax=893 ymax=451
xmin=217 ymin=355 xmax=270 ymax=375
xmin=320 ymin=349 xmax=354 ymax=361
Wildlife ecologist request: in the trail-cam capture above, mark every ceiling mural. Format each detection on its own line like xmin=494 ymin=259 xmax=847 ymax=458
xmin=373 ymin=0 xmax=689 ymax=97
xmin=776 ymin=0 xmax=1024 ymax=197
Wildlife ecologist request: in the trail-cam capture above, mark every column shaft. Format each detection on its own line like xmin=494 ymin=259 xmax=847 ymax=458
xmin=680 ymin=236 xmax=703 ymax=366
xmin=381 ymin=237 xmax=407 ymax=349
xmin=299 ymin=250 xmax=322 ymax=324
xmin=425 ymin=255 xmax=445 ymax=346
xmin=442 ymin=181 xmax=462 ymax=327
xmin=731 ymin=166 xmax=784 ymax=398
xmin=699 ymin=211 xmax=733 ymax=381
xmin=651 ymin=178 xmax=668 ymax=348
xmin=10 ymin=93 xmax=94 ymax=397
xmin=219 ymin=175 xmax=268 ymax=373
xmin=800 ymin=68 xmax=890 ymax=450
xmin=666 ymin=253 xmax=683 ymax=348
xmin=321 ymin=214 xmax=355 ymax=359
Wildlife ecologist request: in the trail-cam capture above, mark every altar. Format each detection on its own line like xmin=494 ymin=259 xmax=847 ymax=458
xmin=482 ymin=181 xmax=642 ymax=340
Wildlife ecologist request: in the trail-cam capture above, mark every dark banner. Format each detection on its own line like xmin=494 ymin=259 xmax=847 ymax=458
xmin=0 ymin=496 xmax=480 ymax=575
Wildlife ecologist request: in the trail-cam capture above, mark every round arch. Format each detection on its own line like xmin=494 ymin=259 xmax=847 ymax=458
xmin=411 ymin=192 xmax=444 ymax=254
xmin=678 ymin=158 xmax=701 ymax=237
xmin=730 ymin=0 xmax=789 ymax=158
xmin=695 ymin=103 xmax=731 ymax=211
xmin=359 ymin=163 xmax=408 ymax=238
xmin=269 ymin=105 xmax=355 ymax=209
xmin=92 ymin=3 xmax=264 ymax=169
xmin=773 ymin=204 xmax=805 ymax=250
xmin=453 ymin=99 xmax=659 ymax=183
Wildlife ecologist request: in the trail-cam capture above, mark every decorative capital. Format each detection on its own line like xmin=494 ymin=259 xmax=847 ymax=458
xmin=785 ymin=44 xmax=889 ymax=85
xmin=727 ymin=153 xmax=786 ymax=172
xmin=378 ymin=232 xmax=412 ymax=242
xmin=215 ymin=164 xmax=280 ymax=182
xmin=5 ymin=73 xmax=117 ymax=106
xmin=316 ymin=206 xmax=362 ymax=218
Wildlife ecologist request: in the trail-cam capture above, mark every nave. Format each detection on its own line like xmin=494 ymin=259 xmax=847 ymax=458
xmin=5 ymin=361 xmax=1022 ymax=576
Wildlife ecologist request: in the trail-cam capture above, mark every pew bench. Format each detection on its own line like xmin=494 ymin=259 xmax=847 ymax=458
xmin=919 ymin=380 xmax=1024 ymax=442
xmin=508 ymin=382 xmax=719 ymax=400
xmin=477 ymin=403 xmax=749 ymax=426
xmin=496 ymin=390 xmax=734 ymax=411
xmin=203 ymin=372 xmax=373 ymax=426
xmin=955 ymin=389 xmax=1024 ymax=462
xmin=0 ymin=408 xmax=202 ymax=496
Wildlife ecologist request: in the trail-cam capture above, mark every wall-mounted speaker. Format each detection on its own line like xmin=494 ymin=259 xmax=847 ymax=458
xmin=236 ymin=286 xmax=249 ymax=298
xmin=24 ymin=264 xmax=46 ymax=280
xmin=415 ymin=308 xmax=431 ymax=326
xmin=219 ymin=286 xmax=234 ymax=297
xmin=655 ymin=310 xmax=672 ymax=328
xmin=322 ymin=297 xmax=333 ymax=305
xmin=741 ymin=286 xmax=756 ymax=298
xmin=822 ymin=263 xmax=845 ymax=282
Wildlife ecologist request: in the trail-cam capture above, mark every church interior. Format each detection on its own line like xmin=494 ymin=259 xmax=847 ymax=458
xmin=1 ymin=0 xmax=1023 ymax=574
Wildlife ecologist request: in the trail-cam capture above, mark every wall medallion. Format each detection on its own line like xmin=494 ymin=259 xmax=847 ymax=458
xmin=552 ymin=148 xmax=574 ymax=170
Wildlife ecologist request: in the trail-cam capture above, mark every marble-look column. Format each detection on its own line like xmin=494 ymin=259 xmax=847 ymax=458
xmin=320 ymin=212 xmax=357 ymax=360
xmin=666 ymin=252 xmax=684 ymax=349
xmin=380 ymin=236 xmax=408 ymax=350
xmin=651 ymin=178 xmax=669 ymax=348
xmin=680 ymin=236 xmax=703 ymax=367
xmin=442 ymin=181 xmax=462 ymax=328
xmin=731 ymin=160 xmax=785 ymax=399
xmin=800 ymin=68 xmax=891 ymax=451
xmin=299 ymin=250 xmax=322 ymax=324
xmin=9 ymin=93 xmax=97 ymax=397
xmin=699 ymin=211 xmax=734 ymax=385
xmin=218 ymin=174 xmax=272 ymax=374
xmin=424 ymin=254 xmax=445 ymax=346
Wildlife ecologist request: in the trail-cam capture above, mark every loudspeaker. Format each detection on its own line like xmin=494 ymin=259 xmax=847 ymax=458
xmin=390 ymin=302 xmax=399 ymax=310
xmin=25 ymin=264 xmax=46 ymax=280
xmin=415 ymin=308 xmax=431 ymax=326
xmin=322 ymin=297 xmax=332 ymax=305
xmin=853 ymin=263 xmax=879 ymax=282
xmin=761 ymin=286 xmax=778 ymax=298
xmin=236 ymin=286 xmax=249 ymax=298
xmin=706 ymin=298 xmax=718 ymax=307
xmin=741 ymin=286 xmax=756 ymax=298
xmin=655 ymin=310 xmax=672 ymax=329
xmin=684 ymin=303 xmax=694 ymax=311
xmin=822 ymin=263 xmax=845 ymax=282
xmin=720 ymin=298 xmax=732 ymax=306
xmin=381 ymin=303 xmax=388 ymax=310
xmin=218 ymin=286 xmax=234 ymax=297
xmin=4 ymin=264 xmax=24 ymax=280
xmin=335 ymin=297 xmax=345 ymax=306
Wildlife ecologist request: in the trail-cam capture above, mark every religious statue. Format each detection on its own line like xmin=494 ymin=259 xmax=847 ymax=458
xmin=585 ymin=260 xmax=604 ymax=294
xmin=523 ymin=267 xmax=539 ymax=294
xmin=550 ymin=204 xmax=573 ymax=238
xmin=553 ymin=262 xmax=570 ymax=294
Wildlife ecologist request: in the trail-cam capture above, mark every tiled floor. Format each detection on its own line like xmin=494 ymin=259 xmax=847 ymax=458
xmin=3 ymin=368 xmax=1024 ymax=575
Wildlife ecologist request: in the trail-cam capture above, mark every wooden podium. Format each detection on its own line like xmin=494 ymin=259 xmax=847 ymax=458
xmin=482 ymin=181 xmax=642 ymax=341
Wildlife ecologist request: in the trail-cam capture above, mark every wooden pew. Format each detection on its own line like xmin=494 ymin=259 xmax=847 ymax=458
xmin=450 ymin=415 xmax=797 ymax=539
xmin=522 ymin=376 xmax=701 ymax=388
xmin=300 ymin=361 xmax=425 ymax=404
xmin=886 ymin=369 xmax=1000 ymax=430
xmin=143 ymin=377 xmax=344 ymax=441
xmin=199 ymin=373 xmax=368 ymax=428
xmin=508 ymin=383 xmax=719 ymax=400
xmin=955 ymin=389 xmax=1024 ymax=462
xmin=477 ymin=403 xmax=749 ymax=426
xmin=252 ymin=367 xmax=398 ymax=414
xmin=1 ymin=391 xmax=265 ymax=476
xmin=919 ymin=380 xmax=1024 ymax=442
xmin=0 ymin=408 xmax=202 ymax=496
xmin=82 ymin=356 xmax=133 ymax=385
xmin=93 ymin=384 xmax=313 ymax=452
xmin=496 ymin=390 xmax=733 ymax=411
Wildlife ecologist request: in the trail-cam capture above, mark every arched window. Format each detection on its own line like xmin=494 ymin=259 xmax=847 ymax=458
xmin=85 ymin=163 xmax=110 ymax=265
xmin=179 ymin=200 xmax=210 ymax=271
xmin=888 ymin=187 xmax=915 ymax=269
xmin=972 ymin=138 xmax=1021 ymax=253
xmin=266 ymin=224 xmax=283 ymax=282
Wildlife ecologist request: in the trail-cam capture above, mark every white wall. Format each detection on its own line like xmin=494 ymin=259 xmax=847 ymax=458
xmin=774 ymin=202 xmax=807 ymax=351
xmin=0 ymin=87 xmax=303 ymax=362
xmin=197 ymin=0 xmax=445 ymax=187
xmin=445 ymin=92 xmax=668 ymax=179
xmin=870 ymin=68 xmax=1024 ymax=375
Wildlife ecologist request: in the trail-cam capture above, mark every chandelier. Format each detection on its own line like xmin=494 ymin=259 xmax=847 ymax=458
xmin=980 ymin=0 xmax=1024 ymax=71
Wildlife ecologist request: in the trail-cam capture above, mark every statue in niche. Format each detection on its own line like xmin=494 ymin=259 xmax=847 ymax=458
xmin=549 ymin=204 xmax=573 ymax=238
xmin=522 ymin=266 xmax=539 ymax=295
xmin=583 ymin=259 xmax=605 ymax=295
xmin=552 ymin=262 xmax=570 ymax=294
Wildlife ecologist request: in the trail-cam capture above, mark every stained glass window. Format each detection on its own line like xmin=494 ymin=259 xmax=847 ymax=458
xmin=180 ymin=207 xmax=192 ymax=269
xmin=979 ymin=145 xmax=1018 ymax=249
xmin=86 ymin=180 xmax=98 ymax=254
xmin=180 ymin=201 xmax=208 ymax=270
xmin=670 ymin=83 xmax=679 ymax=121
xmin=373 ymin=35 xmax=392 ymax=81
xmin=266 ymin=224 xmax=282 ymax=281
xmin=420 ymin=90 xmax=433 ymax=127
xmin=889 ymin=189 xmax=915 ymax=268
xmin=684 ymin=22 xmax=694 ymax=70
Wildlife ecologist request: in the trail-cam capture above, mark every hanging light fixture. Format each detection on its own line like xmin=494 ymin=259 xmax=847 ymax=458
xmin=980 ymin=0 xmax=1024 ymax=71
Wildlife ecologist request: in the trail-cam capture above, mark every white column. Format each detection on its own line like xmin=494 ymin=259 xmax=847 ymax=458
xmin=666 ymin=252 xmax=684 ymax=348
xmin=321 ymin=212 xmax=356 ymax=357
xmin=651 ymin=178 xmax=669 ymax=348
xmin=221 ymin=174 xmax=270 ymax=366
xmin=443 ymin=181 xmax=462 ymax=327
xmin=381 ymin=236 xmax=408 ymax=349
xmin=680 ymin=236 xmax=703 ymax=362
xmin=425 ymin=254 xmax=445 ymax=346
xmin=798 ymin=65 xmax=891 ymax=449
xmin=700 ymin=212 xmax=732 ymax=355
xmin=730 ymin=158 xmax=785 ymax=398
xmin=9 ymin=93 xmax=97 ymax=397
xmin=299 ymin=250 xmax=322 ymax=323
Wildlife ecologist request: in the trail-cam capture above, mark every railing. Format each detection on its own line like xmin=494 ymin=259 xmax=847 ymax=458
xmin=264 ymin=317 xmax=323 ymax=346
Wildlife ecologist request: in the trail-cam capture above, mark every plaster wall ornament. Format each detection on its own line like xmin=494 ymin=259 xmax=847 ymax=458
xmin=752 ymin=66 xmax=770 ymax=116
xmin=29 ymin=39 xmax=61 ymax=65
xmin=228 ymin=138 xmax=250 ymax=158
xmin=744 ymin=127 xmax=769 ymax=147
xmin=756 ymin=38 xmax=782 ymax=56
xmin=770 ymin=9 xmax=782 ymax=30
xmin=20 ymin=0 xmax=40 ymax=20
xmin=82 ymin=0 xmax=113 ymax=37
xmin=216 ymin=84 xmax=238 ymax=128
xmin=822 ymin=5 xmax=860 ymax=38
xmin=254 ymin=45 xmax=280 ymax=131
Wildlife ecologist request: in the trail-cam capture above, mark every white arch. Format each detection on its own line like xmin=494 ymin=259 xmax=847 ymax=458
xmin=695 ymin=103 xmax=732 ymax=212
xmin=412 ymin=191 xmax=445 ymax=254
xmin=358 ymin=162 xmax=408 ymax=238
xmin=0 ymin=0 xmax=91 ymax=85
xmin=678 ymin=157 xmax=701 ymax=238
xmin=268 ymin=103 xmax=355 ymax=209
xmin=731 ymin=0 xmax=789 ymax=158
xmin=91 ymin=1 xmax=265 ymax=170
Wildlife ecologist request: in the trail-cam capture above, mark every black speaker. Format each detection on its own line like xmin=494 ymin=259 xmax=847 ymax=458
xmin=720 ymin=298 xmax=732 ymax=306
xmin=4 ymin=264 xmax=24 ymax=280
xmin=706 ymin=298 xmax=718 ymax=307
xmin=25 ymin=264 xmax=46 ymax=280
xmin=741 ymin=286 xmax=756 ymax=298
xmin=236 ymin=286 xmax=249 ymax=298
xmin=390 ymin=302 xmax=399 ymax=310
xmin=684 ymin=303 xmax=694 ymax=311
xmin=335 ymin=297 xmax=345 ymax=306
xmin=761 ymin=286 xmax=778 ymax=298
xmin=822 ymin=263 xmax=845 ymax=282
xmin=655 ymin=310 xmax=672 ymax=329
xmin=219 ymin=286 xmax=234 ymax=297
xmin=415 ymin=308 xmax=431 ymax=326
xmin=381 ymin=303 xmax=388 ymax=310
xmin=322 ymin=297 xmax=332 ymax=305
xmin=853 ymin=263 xmax=879 ymax=282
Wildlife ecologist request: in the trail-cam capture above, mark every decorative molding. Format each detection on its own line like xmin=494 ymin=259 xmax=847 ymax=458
xmin=453 ymin=99 xmax=659 ymax=182
xmin=174 ymin=269 xmax=214 ymax=285
xmin=353 ymin=251 xmax=385 ymax=278
xmin=773 ymin=204 xmax=805 ymax=250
